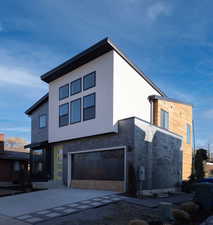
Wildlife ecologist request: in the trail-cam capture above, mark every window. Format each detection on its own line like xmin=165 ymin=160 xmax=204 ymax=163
xmin=31 ymin=149 xmax=44 ymax=176
xmin=70 ymin=98 xmax=81 ymax=124
xmin=59 ymin=103 xmax=69 ymax=127
xmin=39 ymin=114 xmax=47 ymax=128
xmin=59 ymin=84 xmax=69 ymax=100
xmin=187 ymin=124 xmax=191 ymax=144
xmin=83 ymin=93 xmax=96 ymax=121
xmin=83 ymin=71 xmax=96 ymax=90
xmin=160 ymin=109 xmax=169 ymax=129
xmin=70 ymin=78 xmax=81 ymax=96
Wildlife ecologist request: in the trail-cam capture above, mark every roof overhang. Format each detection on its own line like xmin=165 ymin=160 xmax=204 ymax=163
xmin=24 ymin=141 xmax=48 ymax=149
xmin=148 ymin=95 xmax=193 ymax=107
xmin=40 ymin=38 xmax=166 ymax=96
xmin=25 ymin=93 xmax=48 ymax=115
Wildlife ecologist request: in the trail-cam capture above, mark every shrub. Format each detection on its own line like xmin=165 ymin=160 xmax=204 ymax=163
xmin=128 ymin=219 xmax=149 ymax=225
xmin=172 ymin=209 xmax=190 ymax=222
xmin=180 ymin=201 xmax=199 ymax=215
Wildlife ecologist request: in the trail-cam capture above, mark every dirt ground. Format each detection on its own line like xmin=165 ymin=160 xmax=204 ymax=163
xmin=38 ymin=201 xmax=162 ymax=225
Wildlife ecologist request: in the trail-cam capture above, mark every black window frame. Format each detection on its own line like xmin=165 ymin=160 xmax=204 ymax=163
xmin=83 ymin=71 xmax=96 ymax=91
xmin=59 ymin=84 xmax=69 ymax=100
xmin=59 ymin=103 xmax=69 ymax=127
xmin=70 ymin=98 xmax=81 ymax=124
xmin=70 ymin=78 xmax=82 ymax=96
xmin=39 ymin=114 xmax=47 ymax=129
xmin=83 ymin=93 xmax=96 ymax=121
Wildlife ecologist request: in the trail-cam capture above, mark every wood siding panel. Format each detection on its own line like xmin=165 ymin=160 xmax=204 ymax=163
xmin=153 ymin=100 xmax=193 ymax=180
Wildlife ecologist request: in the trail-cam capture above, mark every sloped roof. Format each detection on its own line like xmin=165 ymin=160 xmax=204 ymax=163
xmin=40 ymin=38 xmax=166 ymax=96
xmin=25 ymin=93 xmax=48 ymax=115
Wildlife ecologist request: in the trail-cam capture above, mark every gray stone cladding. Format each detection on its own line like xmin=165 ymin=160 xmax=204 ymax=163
xmin=55 ymin=117 xmax=182 ymax=192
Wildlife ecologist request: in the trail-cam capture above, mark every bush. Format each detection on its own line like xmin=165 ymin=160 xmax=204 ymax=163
xmin=180 ymin=201 xmax=199 ymax=215
xmin=172 ymin=209 xmax=190 ymax=223
xmin=128 ymin=219 xmax=149 ymax=225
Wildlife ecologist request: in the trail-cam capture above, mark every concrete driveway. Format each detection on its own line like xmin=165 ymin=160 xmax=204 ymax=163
xmin=0 ymin=188 xmax=115 ymax=217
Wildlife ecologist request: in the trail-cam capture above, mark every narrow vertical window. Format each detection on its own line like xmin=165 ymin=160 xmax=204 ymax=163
xmin=39 ymin=114 xmax=47 ymax=128
xmin=83 ymin=72 xmax=96 ymax=90
xmin=70 ymin=78 xmax=81 ymax=96
xmin=70 ymin=98 xmax=81 ymax=124
xmin=187 ymin=124 xmax=191 ymax=144
xmin=59 ymin=103 xmax=69 ymax=127
xmin=83 ymin=93 xmax=96 ymax=121
xmin=160 ymin=109 xmax=169 ymax=129
xmin=59 ymin=84 xmax=69 ymax=100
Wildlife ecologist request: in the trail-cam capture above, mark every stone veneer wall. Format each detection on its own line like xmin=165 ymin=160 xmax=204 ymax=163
xmin=134 ymin=118 xmax=182 ymax=190
xmin=153 ymin=100 xmax=193 ymax=180
xmin=53 ymin=117 xmax=182 ymax=191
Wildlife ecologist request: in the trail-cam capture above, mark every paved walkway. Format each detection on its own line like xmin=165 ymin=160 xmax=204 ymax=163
xmin=0 ymin=188 xmax=115 ymax=218
xmin=0 ymin=215 xmax=29 ymax=225
xmin=14 ymin=194 xmax=124 ymax=224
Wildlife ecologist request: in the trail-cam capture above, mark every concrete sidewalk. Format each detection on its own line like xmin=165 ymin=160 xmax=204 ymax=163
xmin=0 ymin=215 xmax=29 ymax=225
xmin=0 ymin=188 xmax=115 ymax=217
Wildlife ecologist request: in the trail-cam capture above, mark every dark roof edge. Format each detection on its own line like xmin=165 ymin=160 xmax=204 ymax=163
xmin=40 ymin=38 xmax=111 ymax=82
xmin=25 ymin=93 xmax=49 ymax=115
xmin=40 ymin=37 xmax=166 ymax=96
xmin=24 ymin=140 xmax=48 ymax=149
xmin=148 ymin=95 xmax=193 ymax=107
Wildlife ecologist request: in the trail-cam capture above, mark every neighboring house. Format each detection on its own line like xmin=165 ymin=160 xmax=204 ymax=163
xmin=25 ymin=38 xmax=193 ymax=193
xmin=0 ymin=134 xmax=29 ymax=184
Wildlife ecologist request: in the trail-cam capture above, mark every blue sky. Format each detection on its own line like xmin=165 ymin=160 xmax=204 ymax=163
xmin=0 ymin=0 xmax=212 ymax=149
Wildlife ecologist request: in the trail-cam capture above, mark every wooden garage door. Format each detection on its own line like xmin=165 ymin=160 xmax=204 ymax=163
xmin=71 ymin=149 xmax=125 ymax=192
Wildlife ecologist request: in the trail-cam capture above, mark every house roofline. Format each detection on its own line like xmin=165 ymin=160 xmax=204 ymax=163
xmin=25 ymin=93 xmax=49 ymax=115
xmin=148 ymin=95 xmax=193 ymax=107
xmin=40 ymin=38 xmax=166 ymax=96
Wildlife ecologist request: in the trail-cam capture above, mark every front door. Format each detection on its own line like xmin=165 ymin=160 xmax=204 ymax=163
xmin=53 ymin=145 xmax=63 ymax=182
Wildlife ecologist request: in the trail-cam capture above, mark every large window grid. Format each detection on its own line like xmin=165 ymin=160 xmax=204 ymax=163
xmin=59 ymin=84 xmax=69 ymax=100
xmin=70 ymin=78 xmax=82 ymax=96
xmin=83 ymin=93 xmax=96 ymax=121
xmin=59 ymin=103 xmax=69 ymax=127
xmin=70 ymin=98 xmax=81 ymax=124
xmin=83 ymin=72 xmax=96 ymax=90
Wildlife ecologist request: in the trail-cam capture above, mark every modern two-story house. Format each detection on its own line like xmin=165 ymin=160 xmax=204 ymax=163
xmin=25 ymin=38 xmax=193 ymax=193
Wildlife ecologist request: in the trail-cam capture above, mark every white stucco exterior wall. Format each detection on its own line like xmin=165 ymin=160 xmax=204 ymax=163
xmin=113 ymin=51 xmax=161 ymax=125
xmin=48 ymin=51 xmax=115 ymax=143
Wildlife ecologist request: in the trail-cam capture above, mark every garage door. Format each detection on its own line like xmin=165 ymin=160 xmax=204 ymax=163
xmin=70 ymin=148 xmax=126 ymax=192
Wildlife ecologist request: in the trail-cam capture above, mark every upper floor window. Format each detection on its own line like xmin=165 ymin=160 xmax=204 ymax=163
xmin=59 ymin=84 xmax=69 ymax=100
xmin=59 ymin=103 xmax=69 ymax=127
xmin=83 ymin=72 xmax=96 ymax=90
xmin=70 ymin=78 xmax=81 ymax=96
xmin=83 ymin=93 xmax=96 ymax=121
xmin=70 ymin=98 xmax=81 ymax=124
xmin=160 ymin=109 xmax=169 ymax=129
xmin=187 ymin=124 xmax=191 ymax=144
xmin=39 ymin=114 xmax=47 ymax=128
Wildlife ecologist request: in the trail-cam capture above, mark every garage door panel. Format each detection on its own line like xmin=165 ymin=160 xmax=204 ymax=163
xmin=72 ymin=149 xmax=124 ymax=181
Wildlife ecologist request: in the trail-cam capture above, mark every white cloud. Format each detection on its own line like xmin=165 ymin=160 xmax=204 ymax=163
xmin=0 ymin=65 xmax=46 ymax=89
xmin=0 ymin=127 xmax=30 ymax=133
xmin=147 ymin=2 xmax=171 ymax=22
